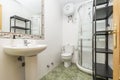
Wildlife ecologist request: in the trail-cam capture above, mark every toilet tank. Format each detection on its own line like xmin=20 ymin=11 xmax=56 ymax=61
xmin=64 ymin=44 xmax=74 ymax=53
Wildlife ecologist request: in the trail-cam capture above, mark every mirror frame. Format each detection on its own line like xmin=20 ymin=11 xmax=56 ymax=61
xmin=40 ymin=0 xmax=45 ymax=39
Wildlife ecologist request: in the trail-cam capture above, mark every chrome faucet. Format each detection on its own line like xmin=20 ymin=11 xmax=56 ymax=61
xmin=24 ymin=40 xmax=30 ymax=46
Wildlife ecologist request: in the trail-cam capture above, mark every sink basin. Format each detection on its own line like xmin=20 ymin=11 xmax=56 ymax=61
xmin=4 ymin=45 xmax=47 ymax=56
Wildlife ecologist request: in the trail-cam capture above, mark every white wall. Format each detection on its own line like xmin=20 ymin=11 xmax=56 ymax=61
xmin=0 ymin=39 xmax=24 ymax=80
xmin=62 ymin=15 xmax=79 ymax=63
xmin=62 ymin=1 xmax=80 ymax=63
xmin=37 ymin=0 xmax=62 ymax=79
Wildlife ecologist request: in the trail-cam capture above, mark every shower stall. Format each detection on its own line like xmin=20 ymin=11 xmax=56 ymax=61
xmin=76 ymin=0 xmax=93 ymax=74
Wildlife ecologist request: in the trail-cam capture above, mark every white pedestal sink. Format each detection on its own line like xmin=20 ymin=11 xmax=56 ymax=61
xmin=3 ymin=44 xmax=47 ymax=80
xmin=3 ymin=45 xmax=47 ymax=56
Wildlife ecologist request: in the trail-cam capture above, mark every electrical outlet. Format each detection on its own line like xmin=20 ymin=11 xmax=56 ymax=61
xmin=51 ymin=62 xmax=54 ymax=65
xmin=47 ymin=65 xmax=50 ymax=68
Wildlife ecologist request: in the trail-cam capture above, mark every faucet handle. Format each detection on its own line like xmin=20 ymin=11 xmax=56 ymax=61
xmin=24 ymin=40 xmax=27 ymax=44
xmin=24 ymin=39 xmax=27 ymax=42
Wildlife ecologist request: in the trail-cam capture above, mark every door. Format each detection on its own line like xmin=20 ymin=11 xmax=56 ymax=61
xmin=113 ymin=0 xmax=120 ymax=80
xmin=0 ymin=4 xmax=2 ymax=30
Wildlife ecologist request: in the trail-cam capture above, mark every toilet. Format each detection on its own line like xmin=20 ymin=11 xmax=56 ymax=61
xmin=61 ymin=44 xmax=74 ymax=68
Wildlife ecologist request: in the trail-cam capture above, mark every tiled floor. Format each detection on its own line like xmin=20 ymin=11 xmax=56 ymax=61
xmin=40 ymin=63 xmax=92 ymax=80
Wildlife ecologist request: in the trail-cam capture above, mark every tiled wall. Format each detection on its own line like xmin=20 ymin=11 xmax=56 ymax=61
xmin=0 ymin=32 xmax=41 ymax=39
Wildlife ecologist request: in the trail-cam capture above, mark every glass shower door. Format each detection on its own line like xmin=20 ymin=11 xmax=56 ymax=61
xmin=78 ymin=1 xmax=93 ymax=70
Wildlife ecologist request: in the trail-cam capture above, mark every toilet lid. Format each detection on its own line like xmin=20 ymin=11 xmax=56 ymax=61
xmin=61 ymin=53 xmax=72 ymax=56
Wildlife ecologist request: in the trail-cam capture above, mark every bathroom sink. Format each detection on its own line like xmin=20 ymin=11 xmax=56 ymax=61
xmin=3 ymin=45 xmax=47 ymax=56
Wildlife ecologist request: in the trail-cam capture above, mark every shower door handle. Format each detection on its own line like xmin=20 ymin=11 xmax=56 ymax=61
xmin=112 ymin=24 xmax=117 ymax=49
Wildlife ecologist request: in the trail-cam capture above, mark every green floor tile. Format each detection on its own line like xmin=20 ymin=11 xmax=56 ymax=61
xmin=40 ymin=63 xmax=92 ymax=80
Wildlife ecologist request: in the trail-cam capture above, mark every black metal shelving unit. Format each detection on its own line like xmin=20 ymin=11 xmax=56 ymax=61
xmin=92 ymin=0 xmax=113 ymax=80
xmin=10 ymin=15 xmax=31 ymax=34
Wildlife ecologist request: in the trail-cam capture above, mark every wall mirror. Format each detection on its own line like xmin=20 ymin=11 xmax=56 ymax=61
xmin=0 ymin=0 xmax=44 ymax=39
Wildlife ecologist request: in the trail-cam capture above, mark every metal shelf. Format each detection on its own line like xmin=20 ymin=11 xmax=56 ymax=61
xmin=92 ymin=0 xmax=113 ymax=80
xmin=96 ymin=63 xmax=113 ymax=78
xmin=10 ymin=15 xmax=30 ymax=22
xmin=10 ymin=15 xmax=31 ymax=34
xmin=96 ymin=48 xmax=113 ymax=54
xmin=11 ymin=26 xmax=30 ymax=30
xmin=93 ymin=6 xmax=113 ymax=21
xmin=96 ymin=78 xmax=105 ymax=80
xmin=95 ymin=30 xmax=113 ymax=35
xmin=93 ymin=0 xmax=109 ymax=6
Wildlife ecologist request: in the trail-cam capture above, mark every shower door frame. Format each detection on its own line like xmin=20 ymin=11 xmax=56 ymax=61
xmin=77 ymin=0 xmax=93 ymax=73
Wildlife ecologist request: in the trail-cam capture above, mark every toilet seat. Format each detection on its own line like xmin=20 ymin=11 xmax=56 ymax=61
xmin=61 ymin=53 xmax=72 ymax=56
xmin=61 ymin=44 xmax=74 ymax=68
